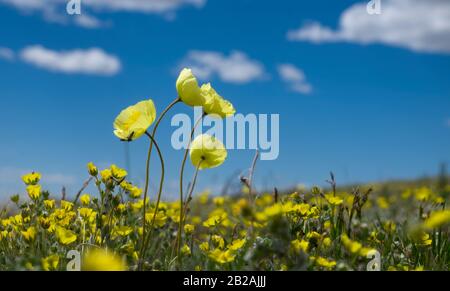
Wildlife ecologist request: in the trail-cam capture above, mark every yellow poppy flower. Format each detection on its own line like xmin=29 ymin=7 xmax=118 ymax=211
xmin=176 ymin=68 xmax=205 ymax=107
xmin=120 ymin=181 xmax=133 ymax=191
xmin=41 ymin=255 xmax=59 ymax=271
xmin=26 ymin=185 xmax=41 ymax=200
xmin=87 ymin=162 xmax=98 ymax=176
xmin=110 ymin=164 xmax=127 ymax=180
xmin=322 ymin=237 xmax=332 ymax=248
xmin=21 ymin=226 xmax=37 ymax=242
xmin=199 ymin=241 xmax=210 ymax=252
xmin=228 ymin=239 xmax=246 ymax=251
xmin=201 ymin=83 xmax=235 ymax=118
xmin=79 ymin=207 xmax=94 ymax=219
xmin=44 ymin=199 xmax=55 ymax=209
xmin=181 ymin=244 xmax=191 ymax=256
xmin=100 ymin=168 xmax=112 ymax=183
xmin=189 ymin=134 xmax=227 ymax=170
xmin=128 ymin=186 xmax=142 ymax=199
xmin=211 ymin=235 xmax=225 ymax=249
xmin=82 ymin=249 xmax=126 ymax=271
xmin=112 ymin=226 xmax=133 ymax=237
xmin=116 ymin=203 xmax=127 ymax=213
xmin=423 ymin=210 xmax=450 ymax=230
xmin=313 ymin=256 xmax=336 ymax=269
xmin=145 ymin=211 xmax=167 ymax=228
xmin=56 ymin=227 xmax=77 ymax=245
xmin=324 ymin=194 xmax=343 ymax=206
xmin=184 ymin=224 xmax=195 ymax=235
xmin=80 ymin=194 xmax=90 ymax=206
xmin=291 ymin=239 xmax=309 ymax=253
xmin=341 ymin=234 xmax=364 ymax=255
xmin=38 ymin=217 xmax=52 ymax=229
xmin=113 ymin=99 xmax=156 ymax=141
xmin=376 ymin=197 xmax=389 ymax=209
xmin=208 ymin=249 xmax=236 ymax=264
xmin=22 ymin=172 xmax=41 ymax=185
xmin=203 ymin=215 xmax=223 ymax=228
xmin=60 ymin=200 xmax=74 ymax=211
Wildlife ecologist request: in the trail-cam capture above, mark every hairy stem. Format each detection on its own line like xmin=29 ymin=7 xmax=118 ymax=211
xmin=138 ymin=97 xmax=180 ymax=270
xmin=175 ymin=112 xmax=206 ymax=266
xmin=140 ymin=132 xmax=165 ymax=264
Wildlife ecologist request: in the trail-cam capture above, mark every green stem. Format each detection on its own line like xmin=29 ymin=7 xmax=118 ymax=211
xmin=176 ymin=112 xmax=206 ymax=266
xmin=182 ymin=161 xmax=202 ymax=223
xmin=138 ymin=97 xmax=180 ymax=270
xmin=176 ymin=162 xmax=202 ymax=269
xmin=140 ymin=132 xmax=165 ymax=263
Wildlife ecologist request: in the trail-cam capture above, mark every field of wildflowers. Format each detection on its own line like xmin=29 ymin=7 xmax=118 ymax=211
xmin=0 ymin=69 xmax=449 ymax=271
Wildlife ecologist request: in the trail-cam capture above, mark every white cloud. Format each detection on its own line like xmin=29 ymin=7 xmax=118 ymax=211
xmin=73 ymin=14 xmax=108 ymax=28
xmin=83 ymin=0 xmax=206 ymax=13
xmin=20 ymin=45 xmax=121 ymax=76
xmin=181 ymin=50 xmax=266 ymax=84
xmin=0 ymin=46 xmax=15 ymax=61
xmin=0 ymin=0 xmax=206 ymax=28
xmin=277 ymin=64 xmax=312 ymax=94
xmin=287 ymin=0 xmax=450 ymax=54
xmin=0 ymin=166 xmax=77 ymax=199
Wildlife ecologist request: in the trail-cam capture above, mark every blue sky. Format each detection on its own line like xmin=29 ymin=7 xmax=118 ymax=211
xmin=1 ymin=0 xmax=450 ymax=200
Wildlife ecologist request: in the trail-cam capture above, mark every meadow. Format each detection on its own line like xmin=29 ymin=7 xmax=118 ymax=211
xmin=0 ymin=69 xmax=449 ymax=271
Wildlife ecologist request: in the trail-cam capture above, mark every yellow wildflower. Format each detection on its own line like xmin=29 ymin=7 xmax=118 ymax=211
xmin=203 ymin=215 xmax=224 ymax=228
xmin=341 ymin=234 xmax=362 ymax=254
xmin=201 ymin=83 xmax=235 ymax=118
xmin=212 ymin=235 xmax=225 ymax=249
xmin=100 ymin=169 xmax=112 ymax=183
xmin=111 ymin=164 xmax=127 ymax=180
xmin=128 ymin=186 xmax=142 ymax=199
xmin=184 ymin=224 xmax=195 ymax=235
xmin=415 ymin=187 xmax=431 ymax=202
xmin=26 ymin=185 xmax=41 ymax=200
xmin=113 ymin=226 xmax=133 ymax=237
xmin=228 ymin=239 xmax=246 ymax=251
xmin=176 ymin=68 xmax=205 ymax=107
xmin=423 ymin=210 xmax=450 ymax=230
xmin=41 ymin=255 xmax=59 ymax=271
xmin=291 ymin=239 xmax=309 ymax=253
xmin=60 ymin=200 xmax=74 ymax=211
xmin=22 ymin=172 xmax=41 ymax=185
xmin=181 ymin=244 xmax=191 ymax=256
xmin=113 ymin=99 xmax=156 ymax=141
xmin=190 ymin=134 xmax=227 ymax=170
xmin=21 ymin=226 xmax=37 ymax=242
xmin=80 ymin=194 xmax=90 ymax=205
xmin=324 ymin=194 xmax=343 ymax=206
xmin=213 ymin=196 xmax=225 ymax=206
xmin=87 ymin=162 xmax=98 ymax=176
xmin=199 ymin=241 xmax=210 ymax=252
xmin=313 ymin=256 xmax=337 ymax=269
xmin=79 ymin=207 xmax=94 ymax=219
xmin=56 ymin=227 xmax=77 ymax=245
xmin=44 ymin=199 xmax=55 ymax=209
xmin=208 ymin=249 xmax=235 ymax=264
xmin=376 ymin=197 xmax=389 ymax=209
xmin=82 ymin=249 xmax=126 ymax=271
